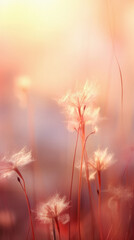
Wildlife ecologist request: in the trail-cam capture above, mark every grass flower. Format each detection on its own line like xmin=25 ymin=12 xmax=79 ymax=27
xmin=58 ymin=81 xmax=100 ymax=132
xmin=36 ymin=194 xmax=69 ymax=224
xmin=17 ymin=76 xmax=31 ymax=92
xmin=107 ymin=185 xmax=133 ymax=209
xmin=106 ymin=185 xmax=133 ymax=235
xmin=59 ymin=81 xmax=100 ymax=240
xmin=89 ymin=148 xmax=114 ymax=172
xmin=15 ymin=76 xmax=31 ymax=107
xmin=0 ymin=148 xmax=33 ymax=179
xmin=76 ymin=162 xmax=96 ymax=181
xmin=88 ymin=148 xmax=113 ymax=240
xmin=36 ymin=194 xmax=69 ymax=240
xmin=0 ymin=148 xmax=35 ymax=240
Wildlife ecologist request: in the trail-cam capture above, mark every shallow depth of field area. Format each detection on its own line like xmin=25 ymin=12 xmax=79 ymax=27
xmin=0 ymin=0 xmax=134 ymax=240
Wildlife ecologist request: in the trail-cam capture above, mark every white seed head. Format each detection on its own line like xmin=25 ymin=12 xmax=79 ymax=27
xmin=36 ymin=194 xmax=70 ymax=224
xmin=58 ymin=81 xmax=99 ymax=131
xmin=89 ymin=148 xmax=114 ymax=172
xmin=0 ymin=148 xmax=33 ymax=179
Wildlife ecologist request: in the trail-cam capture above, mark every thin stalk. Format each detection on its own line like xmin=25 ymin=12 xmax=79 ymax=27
xmin=97 ymin=170 xmax=103 ymax=240
xmin=106 ymin=0 xmax=124 ymax=120
xmin=69 ymin=129 xmax=80 ymax=240
xmin=55 ymin=218 xmax=61 ymax=240
xmin=84 ymin=151 xmax=92 ymax=198
xmin=52 ymin=218 xmax=56 ymax=240
xmin=83 ymin=129 xmax=96 ymax=200
xmin=27 ymin=94 xmax=38 ymax=205
xmin=77 ymin=126 xmax=85 ymax=240
xmin=106 ymin=224 xmax=113 ymax=240
xmin=15 ymin=169 xmax=35 ymax=240
xmin=83 ymin=130 xmax=96 ymax=203
xmin=77 ymin=129 xmax=96 ymax=240
xmin=26 ymin=225 xmax=30 ymax=240
xmin=114 ymin=52 xmax=123 ymax=118
xmin=84 ymin=152 xmax=95 ymax=239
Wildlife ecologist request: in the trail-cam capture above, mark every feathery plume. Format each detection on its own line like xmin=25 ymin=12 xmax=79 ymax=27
xmin=89 ymin=148 xmax=114 ymax=172
xmin=76 ymin=162 xmax=96 ymax=181
xmin=36 ymin=194 xmax=70 ymax=225
xmin=0 ymin=148 xmax=33 ymax=179
xmin=58 ymin=81 xmax=100 ymax=131
xmin=0 ymin=148 xmax=35 ymax=239
xmin=107 ymin=185 xmax=133 ymax=207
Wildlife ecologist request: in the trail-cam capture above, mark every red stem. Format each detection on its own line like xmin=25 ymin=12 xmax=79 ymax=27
xmin=83 ymin=130 xmax=96 ymax=203
xmin=97 ymin=170 xmax=103 ymax=240
xmin=27 ymin=94 xmax=38 ymax=205
xmin=77 ymin=127 xmax=85 ymax=240
xmin=15 ymin=168 xmax=35 ymax=240
xmin=68 ymin=129 xmax=79 ymax=240
xmin=84 ymin=131 xmax=96 ymax=239
xmin=55 ymin=217 xmax=61 ymax=240
xmin=84 ymin=130 xmax=96 ymax=199
xmin=52 ymin=218 xmax=56 ymax=240
xmin=77 ymin=129 xmax=96 ymax=240
xmin=106 ymin=224 xmax=113 ymax=240
xmin=106 ymin=0 xmax=124 ymax=119
xmin=84 ymin=149 xmax=95 ymax=239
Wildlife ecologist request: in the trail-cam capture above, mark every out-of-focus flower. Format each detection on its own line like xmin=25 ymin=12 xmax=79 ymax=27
xmin=0 ymin=148 xmax=33 ymax=179
xmin=15 ymin=76 xmax=31 ymax=107
xmin=16 ymin=76 xmax=31 ymax=92
xmin=94 ymin=126 xmax=98 ymax=133
xmin=76 ymin=162 xmax=96 ymax=181
xmin=36 ymin=194 xmax=70 ymax=225
xmin=0 ymin=210 xmax=16 ymax=228
xmin=106 ymin=185 xmax=133 ymax=210
xmin=89 ymin=148 xmax=114 ymax=172
xmin=108 ymin=185 xmax=133 ymax=202
xmin=58 ymin=81 xmax=100 ymax=131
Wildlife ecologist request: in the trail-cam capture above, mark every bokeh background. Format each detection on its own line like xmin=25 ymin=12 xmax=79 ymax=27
xmin=0 ymin=0 xmax=134 ymax=239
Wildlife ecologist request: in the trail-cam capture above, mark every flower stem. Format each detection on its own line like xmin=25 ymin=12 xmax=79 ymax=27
xmin=83 ymin=131 xmax=96 ymax=239
xmin=15 ymin=168 xmax=35 ymax=240
xmin=27 ymin=94 xmax=38 ymax=205
xmin=55 ymin=217 xmax=61 ymax=240
xmin=83 ymin=129 xmax=96 ymax=202
xmin=68 ymin=129 xmax=79 ymax=240
xmin=84 ymin=149 xmax=95 ymax=239
xmin=106 ymin=0 xmax=124 ymax=121
xmin=97 ymin=170 xmax=103 ymax=240
xmin=106 ymin=224 xmax=113 ymax=240
xmin=52 ymin=218 xmax=56 ymax=240
xmin=78 ymin=127 xmax=85 ymax=240
xmin=77 ymin=128 xmax=96 ymax=240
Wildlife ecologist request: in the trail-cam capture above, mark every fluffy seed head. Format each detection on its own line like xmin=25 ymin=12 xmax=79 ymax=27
xmin=107 ymin=185 xmax=133 ymax=210
xmin=89 ymin=148 xmax=114 ymax=172
xmin=36 ymin=194 xmax=70 ymax=224
xmin=76 ymin=162 xmax=96 ymax=181
xmin=58 ymin=81 xmax=100 ymax=131
xmin=0 ymin=148 xmax=33 ymax=179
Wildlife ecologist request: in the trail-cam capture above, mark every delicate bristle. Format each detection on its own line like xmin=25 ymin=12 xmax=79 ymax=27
xmin=36 ymin=194 xmax=70 ymax=225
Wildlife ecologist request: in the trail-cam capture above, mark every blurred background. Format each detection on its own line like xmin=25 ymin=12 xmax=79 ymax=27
xmin=0 ymin=0 xmax=134 ymax=239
